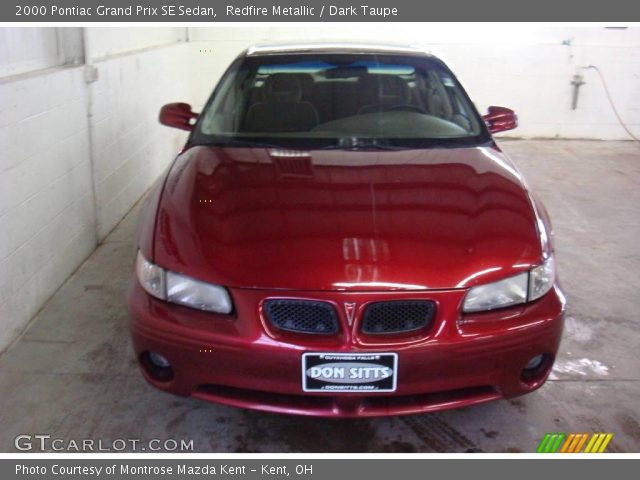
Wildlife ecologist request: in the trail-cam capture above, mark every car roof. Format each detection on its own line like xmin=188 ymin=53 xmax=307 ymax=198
xmin=243 ymin=42 xmax=433 ymax=58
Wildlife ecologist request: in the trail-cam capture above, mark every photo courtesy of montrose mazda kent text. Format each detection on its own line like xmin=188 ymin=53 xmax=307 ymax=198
xmin=128 ymin=43 xmax=565 ymax=417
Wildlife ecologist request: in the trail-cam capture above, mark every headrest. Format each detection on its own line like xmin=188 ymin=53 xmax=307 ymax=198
xmin=263 ymin=73 xmax=304 ymax=102
xmin=360 ymin=75 xmax=410 ymax=104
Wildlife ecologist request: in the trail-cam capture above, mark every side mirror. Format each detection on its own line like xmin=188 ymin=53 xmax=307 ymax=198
xmin=482 ymin=106 xmax=518 ymax=134
xmin=159 ymin=103 xmax=198 ymax=131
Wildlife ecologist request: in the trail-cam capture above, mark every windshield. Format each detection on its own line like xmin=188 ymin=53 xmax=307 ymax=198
xmin=190 ymin=53 xmax=489 ymax=149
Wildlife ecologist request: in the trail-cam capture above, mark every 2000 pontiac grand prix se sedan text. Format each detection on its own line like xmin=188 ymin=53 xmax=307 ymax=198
xmin=129 ymin=43 xmax=565 ymax=417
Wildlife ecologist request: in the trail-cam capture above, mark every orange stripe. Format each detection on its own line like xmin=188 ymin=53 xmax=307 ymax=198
xmin=572 ymin=433 xmax=589 ymax=453
xmin=567 ymin=434 xmax=581 ymax=453
xmin=560 ymin=434 xmax=576 ymax=453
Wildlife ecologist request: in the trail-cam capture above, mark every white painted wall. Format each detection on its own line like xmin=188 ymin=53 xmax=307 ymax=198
xmin=0 ymin=27 xmax=62 ymax=77
xmin=0 ymin=67 xmax=95 ymax=348
xmin=188 ymin=25 xmax=640 ymax=140
xmin=86 ymin=37 xmax=192 ymax=239
xmin=0 ymin=27 xmax=191 ymax=351
xmin=86 ymin=27 xmax=187 ymax=61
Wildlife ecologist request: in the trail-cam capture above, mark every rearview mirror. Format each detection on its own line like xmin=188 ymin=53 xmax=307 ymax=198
xmin=159 ymin=103 xmax=198 ymax=131
xmin=482 ymin=106 xmax=517 ymax=134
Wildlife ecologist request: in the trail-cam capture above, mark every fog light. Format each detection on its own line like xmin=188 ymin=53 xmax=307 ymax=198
xmin=140 ymin=351 xmax=174 ymax=382
xmin=149 ymin=351 xmax=171 ymax=368
xmin=521 ymin=353 xmax=552 ymax=385
xmin=525 ymin=354 xmax=544 ymax=370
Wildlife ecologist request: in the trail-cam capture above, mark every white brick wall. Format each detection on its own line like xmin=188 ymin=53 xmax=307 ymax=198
xmin=86 ymin=27 xmax=187 ymax=61
xmin=87 ymin=42 xmax=191 ymax=239
xmin=0 ymin=66 xmax=96 ymax=349
xmin=0 ymin=28 xmax=192 ymax=351
xmin=0 ymin=27 xmax=62 ymax=78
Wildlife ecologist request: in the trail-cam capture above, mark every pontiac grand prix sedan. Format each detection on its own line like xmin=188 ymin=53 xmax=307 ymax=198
xmin=129 ymin=43 xmax=565 ymax=417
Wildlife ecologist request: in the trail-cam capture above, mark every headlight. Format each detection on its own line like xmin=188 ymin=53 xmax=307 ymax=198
xmin=166 ymin=271 xmax=233 ymax=313
xmin=528 ymin=255 xmax=555 ymax=301
xmin=462 ymin=272 xmax=528 ymax=313
xmin=135 ymin=251 xmax=232 ymax=314
xmin=463 ymin=256 xmax=555 ymax=313
xmin=136 ymin=251 xmax=166 ymax=300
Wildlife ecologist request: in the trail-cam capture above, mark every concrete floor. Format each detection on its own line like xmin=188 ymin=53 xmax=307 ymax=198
xmin=1 ymin=140 xmax=639 ymax=453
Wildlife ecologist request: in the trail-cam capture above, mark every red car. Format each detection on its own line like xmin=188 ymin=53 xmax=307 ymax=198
xmin=129 ymin=43 xmax=565 ymax=417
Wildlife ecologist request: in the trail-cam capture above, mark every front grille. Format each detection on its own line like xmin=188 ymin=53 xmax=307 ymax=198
xmin=264 ymin=299 xmax=339 ymax=334
xmin=361 ymin=300 xmax=435 ymax=335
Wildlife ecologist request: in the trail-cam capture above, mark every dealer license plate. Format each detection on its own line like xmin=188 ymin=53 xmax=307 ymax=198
xmin=302 ymin=352 xmax=398 ymax=393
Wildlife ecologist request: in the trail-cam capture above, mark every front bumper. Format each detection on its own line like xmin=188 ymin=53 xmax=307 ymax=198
xmin=129 ymin=282 xmax=565 ymax=417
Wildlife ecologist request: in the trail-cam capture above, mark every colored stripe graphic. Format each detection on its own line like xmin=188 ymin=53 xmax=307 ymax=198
xmin=537 ymin=433 xmax=565 ymax=453
xmin=585 ymin=433 xmax=614 ymax=453
xmin=559 ymin=433 xmax=575 ymax=453
xmin=536 ymin=433 xmax=552 ymax=453
xmin=537 ymin=433 xmax=613 ymax=453
xmin=573 ymin=433 xmax=590 ymax=453
xmin=562 ymin=433 xmax=588 ymax=453
xmin=596 ymin=433 xmax=614 ymax=453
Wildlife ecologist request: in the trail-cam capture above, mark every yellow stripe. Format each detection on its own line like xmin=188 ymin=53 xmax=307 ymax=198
xmin=590 ymin=434 xmax=606 ymax=453
xmin=560 ymin=434 xmax=575 ymax=453
xmin=573 ymin=433 xmax=589 ymax=453
xmin=597 ymin=434 xmax=613 ymax=453
xmin=584 ymin=434 xmax=600 ymax=453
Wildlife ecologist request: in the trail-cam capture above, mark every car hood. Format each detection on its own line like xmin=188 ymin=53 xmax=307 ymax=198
xmin=153 ymin=145 xmax=542 ymax=291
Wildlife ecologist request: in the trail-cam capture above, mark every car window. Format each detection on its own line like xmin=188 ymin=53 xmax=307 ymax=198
xmin=192 ymin=53 xmax=489 ymax=149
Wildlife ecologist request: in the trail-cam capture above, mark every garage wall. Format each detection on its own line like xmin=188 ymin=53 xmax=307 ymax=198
xmin=188 ymin=25 xmax=640 ymax=140
xmin=0 ymin=64 xmax=95 ymax=349
xmin=0 ymin=28 xmax=62 ymax=77
xmin=86 ymin=27 xmax=187 ymax=60
xmin=0 ymin=28 xmax=192 ymax=352
xmin=84 ymin=29 xmax=192 ymax=239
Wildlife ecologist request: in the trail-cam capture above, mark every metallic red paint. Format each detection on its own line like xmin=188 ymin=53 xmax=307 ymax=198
xmin=152 ymin=145 xmax=543 ymax=292
xmin=129 ymin=280 xmax=564 ymax=417
xmin=482 ymin=106 xmax=518 ymax=134
xmin=129 ymin=144 xmax=565 ymax=417
xmin=158 ymin=103 xmax=198 ymax=131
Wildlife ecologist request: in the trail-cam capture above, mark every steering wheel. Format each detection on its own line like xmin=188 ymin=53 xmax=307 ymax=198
xmin=388 ymin=104 xmax=428 ymax=114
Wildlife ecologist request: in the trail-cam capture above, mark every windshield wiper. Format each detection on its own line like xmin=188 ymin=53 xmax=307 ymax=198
xmin=320 ymin=138 xmax=410 ymax=151
xmin=198 ymin=138 xmax=411 ymax=151
xmin=200 ymin=139 xmax=284 ymax=149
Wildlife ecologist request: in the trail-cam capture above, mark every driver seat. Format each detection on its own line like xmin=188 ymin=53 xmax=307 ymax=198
xmin=243 ymin=74 xmax=319 ymax=133
xmin=358 ymin=75 xmax=411 ymax=114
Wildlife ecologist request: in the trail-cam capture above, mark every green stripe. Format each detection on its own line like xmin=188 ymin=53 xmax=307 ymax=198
xmin=537 ymin=433 xmax=553 ymax=453
xmin=544 ymin=434 xmax=558 ymax=453
xmin=550 ymin=433 xmax=566 ymax=453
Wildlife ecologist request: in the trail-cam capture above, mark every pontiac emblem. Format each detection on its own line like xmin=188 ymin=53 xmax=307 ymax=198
xmin=344 ymin=302 xmax=357 ymax=326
